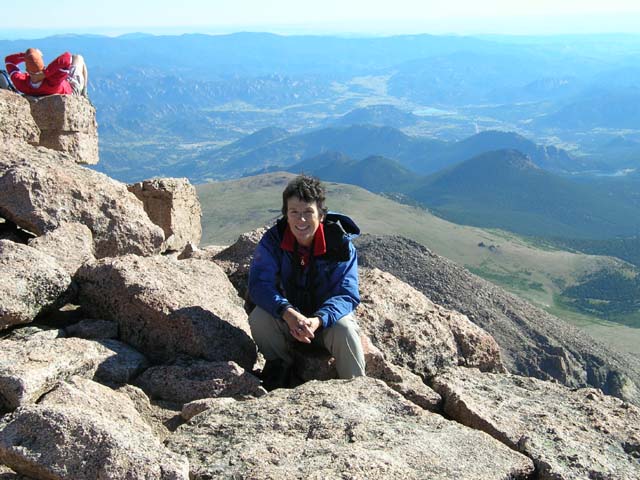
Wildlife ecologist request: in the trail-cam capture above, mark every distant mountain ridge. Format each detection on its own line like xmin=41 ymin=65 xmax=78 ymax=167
xmin=330 ymin=105 xmax=421 ymax=128
xmin=535 ymin=87 xmax=640 ymax=130
xmin=277 ymin=148 xmax=640 ymax=240
xmin=287 ymin=152 xmax=417 ymax=193
xmin=408 ymin=149 xmax=640 ymax=239
xmin=177 ymin=126 xmax=575 ymax=180
xmin=446 ymin=130 xmax=575 ymax=171
xmin=4 ymin=32 xmax=637 ymax=182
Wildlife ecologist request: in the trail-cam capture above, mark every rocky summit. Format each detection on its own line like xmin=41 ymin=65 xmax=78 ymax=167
xmin=356 ymin=234 xmax=640 ymax=405
xmin=0 ymin=90 xmax=639 ymax=479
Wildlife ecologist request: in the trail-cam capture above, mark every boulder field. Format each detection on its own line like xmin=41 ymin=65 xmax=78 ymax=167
xmin=1 ymin=90 xmax=639 ymax=479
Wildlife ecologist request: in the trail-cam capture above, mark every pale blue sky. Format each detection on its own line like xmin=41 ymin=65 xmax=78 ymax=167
xmin=3 ymin=0 xmax=640 ymax=39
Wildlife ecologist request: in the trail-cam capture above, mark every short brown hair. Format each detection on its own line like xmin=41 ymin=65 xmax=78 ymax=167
xmin=281 ymin=175 xmax=328 ymax=217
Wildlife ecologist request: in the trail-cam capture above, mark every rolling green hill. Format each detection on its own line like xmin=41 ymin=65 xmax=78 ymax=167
xmin=408 ymin=150 xmax=640 ymax=240
xmin=196 ymin=172 xmax=640 ymax=355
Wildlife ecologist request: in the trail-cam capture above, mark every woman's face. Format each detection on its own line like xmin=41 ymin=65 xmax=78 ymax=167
xmin=286 ymin=196 xmax=323 ymax=247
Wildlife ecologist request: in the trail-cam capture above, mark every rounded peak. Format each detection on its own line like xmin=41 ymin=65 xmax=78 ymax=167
xmin=469 ymin=149 xmax=539 ymax=170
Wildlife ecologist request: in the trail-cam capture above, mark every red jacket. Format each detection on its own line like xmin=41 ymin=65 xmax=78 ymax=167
xmin=5 ymin=51 xmax=73 ymax=95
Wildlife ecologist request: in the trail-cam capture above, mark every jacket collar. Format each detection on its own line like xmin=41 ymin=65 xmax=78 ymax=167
xmin=281 ymin=223 xmax=327 ymax=256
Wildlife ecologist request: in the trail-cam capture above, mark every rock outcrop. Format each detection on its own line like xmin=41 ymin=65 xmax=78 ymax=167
xmin=0 ymin=145 xmax=165 ymax=258
xmin=27 ymin=95 xmax=99 ymax=165
xmin=167 ymin=377 xmax=535 ymax=479
xmin=432 ymin=367 xmax=640 ymax=480
xmin=135 ymin=358 xmax=264 ymax=403
xmin=0 ymin=240 xmax=72 ymax=330
xmin=282 ymin=332 xmax=444 ymax=412
xmin=0 ymin=334 xmax=114 ymax=411
xmin=361 ymin=338 xmax=442 ymax=411
xmin=128 ymin=178 xmax=202 ymax=252
xmin=76 ymin=254 xmax=256 ymax=369
xmin=0 ymin=377 xmax=189 ymax=479
xmin=356 ymin=234 xmax=640 ymax=406
xmin=359 ymin=268 xmax=504 ymax=377
xmin=28 ymin=222 xmax=95 ymax=277
xmin=0 ymin=91 xmax=38 ymax=146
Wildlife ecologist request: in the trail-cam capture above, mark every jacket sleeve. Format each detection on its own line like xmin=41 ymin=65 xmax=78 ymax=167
xmin=5 ymin=53 xmax=26 ymax=80
xmin=43 ymin=52 xmax=72 ymax=84
xmin=314 ymin=241 xmax=360 ymax=328
xmin=248 ymin=230 xmax=292 ymax=319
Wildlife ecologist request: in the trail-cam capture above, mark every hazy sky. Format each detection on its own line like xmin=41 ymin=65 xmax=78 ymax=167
xmin=3 ymin=0 xmax=640 ymax=38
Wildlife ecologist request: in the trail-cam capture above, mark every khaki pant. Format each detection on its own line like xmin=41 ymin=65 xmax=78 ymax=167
xmin=70 ymin=54 xmax=88 ymax=96
xmin=249 ymin=306 xmax=366 ymax=378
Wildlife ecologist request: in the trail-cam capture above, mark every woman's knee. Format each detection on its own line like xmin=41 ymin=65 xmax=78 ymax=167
xmin=324 ymin=314 xmax=361 ymax=347
xmin=71 ymin=54 xmax=85 ymax=67
xmin=335 ymin=314 xmax=361 ymax=337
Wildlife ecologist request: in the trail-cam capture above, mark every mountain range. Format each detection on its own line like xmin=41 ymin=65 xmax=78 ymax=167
xmin=408 ymin=150 xmax=640 ymax=239
xmin=174 ymin=126 xmax=577 ymax=181
xmin=3 ymin=32 xmax=639 ymax=179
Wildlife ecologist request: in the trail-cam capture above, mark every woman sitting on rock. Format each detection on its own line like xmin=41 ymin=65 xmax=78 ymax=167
xmin=248 ymin=175 xmax=366 ymax=390
xmin=4 ymin=48 xmax=88 ymax=97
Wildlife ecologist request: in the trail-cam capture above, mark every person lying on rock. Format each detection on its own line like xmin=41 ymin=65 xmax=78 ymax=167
xmin=248 ymin=174 xmax=366 ymax=390
xmin=4 ymin=48 xmax=88 ymax=96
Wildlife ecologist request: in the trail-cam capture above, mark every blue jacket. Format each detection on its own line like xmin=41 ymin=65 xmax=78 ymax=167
xmin=248 ymin=212 xmax=360 ymax=328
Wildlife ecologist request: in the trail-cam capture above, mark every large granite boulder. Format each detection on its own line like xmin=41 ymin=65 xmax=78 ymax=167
xmin=289 ymin=333 xmax=442 ymax=412
xmin=0 ymin=377 xmax=189 ymax=479
xmin=362 ymin=337 xmax=442 ymax=411
xmin=356 ymin=234 xmax=640 ymax=405
xmin=432 ymin=367 xmax=640 ymax=480
xmin=0 ymin=146 xmax=164 ymax=258
xmin=0 ymin=240 xmax=72 ymax=330
xmin=0 ymin=335 xmax=116 ymax=411
xmin=76 ymin=255 xmax=256 ymax=368
xmin=167 ymin=377 xmax=534 ymax=479
xmin=27 ymin=94 xmax=99 ymax=165
xmin=28 ymin=222 xmax=95 ymax=277
xmin=136 ymin=358 xmax=263 ymax=404
xmin=92 ymin=339 xmax=150 ymax=386
xmin=128 ymin=178 xmax=202 ymax=252
xmin=358 ymin=268 xmax=504 ymax=377
xmin=0 ymin=91 xmax=38 ymax=146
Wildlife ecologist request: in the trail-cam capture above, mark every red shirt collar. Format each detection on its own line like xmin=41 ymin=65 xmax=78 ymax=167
xmin=281 ymin=222 xmax=327 ymax=256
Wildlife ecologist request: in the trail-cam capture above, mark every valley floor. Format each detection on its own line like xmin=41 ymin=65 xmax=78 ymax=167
xmin=545 ymin=305 xmax=640 ymax=358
